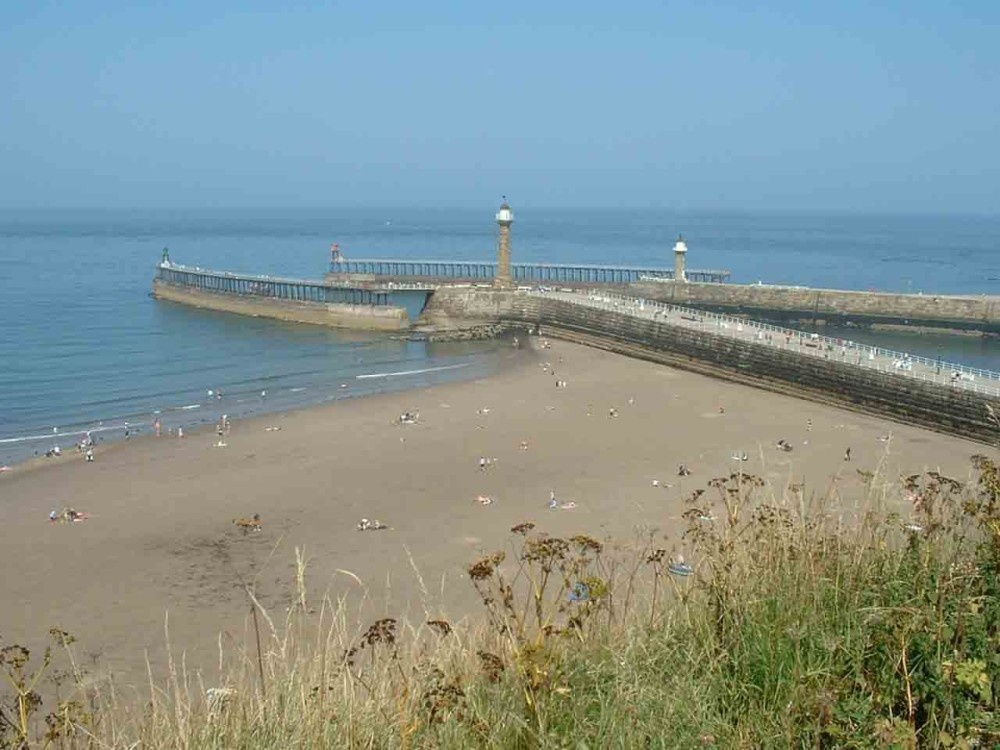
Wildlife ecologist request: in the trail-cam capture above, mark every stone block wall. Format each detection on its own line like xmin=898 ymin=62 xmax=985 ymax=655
xmin=152 ymin=281 xmax=409 ymax=331
xmin=418 ymin=287 xmax=542 ymax=328
xmin=154 ymin=279 xmax=997 ymax=441
xmin=507 ymin=297 xmax=995 ymax=443
xmin=630 ymin=282 xmax=1000 ymax=332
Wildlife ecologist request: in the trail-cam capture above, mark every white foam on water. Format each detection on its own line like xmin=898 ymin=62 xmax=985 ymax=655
xmin=0 ymin=423 xmax=125 ymax=445
xmin=356 ymin=363 xmax=469 ymax=380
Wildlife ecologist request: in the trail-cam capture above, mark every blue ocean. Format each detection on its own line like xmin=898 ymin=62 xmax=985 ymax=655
xmin=2 ymin=208 xmax=999 ymax=466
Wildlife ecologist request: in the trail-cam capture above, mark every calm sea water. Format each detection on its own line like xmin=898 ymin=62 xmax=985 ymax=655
xmin=1 ymin=208 xmax=999 ymax=466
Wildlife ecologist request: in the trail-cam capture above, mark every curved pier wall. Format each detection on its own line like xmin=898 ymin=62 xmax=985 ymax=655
xmin=421 ymin=289 xmax=995 ymax=442
xmin=629 ymin=281 xmax=1000 ymax=333
xmin=152 ymin=280 xmax=409 ymax=331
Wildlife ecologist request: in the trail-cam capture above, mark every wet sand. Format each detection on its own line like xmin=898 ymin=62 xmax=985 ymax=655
xmin=0 ymin=338 xmax=985 ymax=687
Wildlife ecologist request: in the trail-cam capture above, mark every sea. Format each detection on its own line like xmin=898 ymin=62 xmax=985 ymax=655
xmin=1 ymin=208 xmax=999 ymax=466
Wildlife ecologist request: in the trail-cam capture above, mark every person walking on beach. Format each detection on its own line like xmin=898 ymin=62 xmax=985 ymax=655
xmin=86 ymin=448 xmax=94 ymax=463
xmin=844 ymin=447 xmax=852 ymax=462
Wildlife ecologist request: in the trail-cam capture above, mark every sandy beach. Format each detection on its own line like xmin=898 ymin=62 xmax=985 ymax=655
xmin=0 ymin=337 xmax=986 ymax=688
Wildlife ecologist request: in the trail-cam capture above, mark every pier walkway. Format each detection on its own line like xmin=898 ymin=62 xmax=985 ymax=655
xmin=330 ymin=258 xmax=731 ymax=285
xmin=534 ymin=289 xmax=1000 ymax=399
xmin=156 ymin=263 xmax=406 ymax=305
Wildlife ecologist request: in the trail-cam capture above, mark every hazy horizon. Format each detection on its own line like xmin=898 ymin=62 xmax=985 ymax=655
xmin=2 ymin=2 xmax=997 ymax=214
xmin=2 ymin=206 xmax=998 ymax=220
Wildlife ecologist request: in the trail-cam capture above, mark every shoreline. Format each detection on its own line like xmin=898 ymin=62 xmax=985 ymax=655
xmin=0 ymin=335 xmax=986 ymax=689
xmin=0 ymin=337 xmax=520 ymax=472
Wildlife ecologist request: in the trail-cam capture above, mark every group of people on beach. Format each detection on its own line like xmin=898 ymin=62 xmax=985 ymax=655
xmin=49 ymin=507 xmax=87 ymax=523
xmin=77 ymin=432 xmax=95 ymax=462
xmin=42 ymin=432 xmax=95 ymax=462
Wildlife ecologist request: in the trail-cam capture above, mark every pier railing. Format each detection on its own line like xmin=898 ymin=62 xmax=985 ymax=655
xmin=330 ymin=258 xmax=731 ymax=285
xmin=537 ymin=289 xmax=1000 ymax=398
xmin=156 ymin=263 xmax=395 ymax=306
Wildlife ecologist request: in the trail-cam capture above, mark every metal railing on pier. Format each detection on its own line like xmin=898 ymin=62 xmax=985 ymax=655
xmin=330 ymin=258 xmax=731 ymax=285
xmin=156 ymin=263 xmax=395 ymax=306
xmin=535 ymin=289 xmax=1000 ymax=398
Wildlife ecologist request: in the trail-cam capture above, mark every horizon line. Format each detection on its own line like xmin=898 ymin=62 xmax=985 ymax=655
xmin=0 ymin=205 xmax=998 ymax=220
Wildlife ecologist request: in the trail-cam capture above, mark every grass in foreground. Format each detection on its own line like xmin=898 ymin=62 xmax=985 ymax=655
xmin=4 ymin=457 xmax=1000 ymax=749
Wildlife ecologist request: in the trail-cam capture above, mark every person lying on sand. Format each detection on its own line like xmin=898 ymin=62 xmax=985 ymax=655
xmin=50 ymin=508 xmax=89 ymax=523
xmin=548 ymin=491 xmax=576 ymax=510
xmin=357 ymin=518 xmax=389 ymax=531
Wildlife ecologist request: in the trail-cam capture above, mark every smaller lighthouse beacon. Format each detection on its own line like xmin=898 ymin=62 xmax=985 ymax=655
xmin=673 ymin=235 xmax=688 ymax=283
xmin=495 ymin=198 xmax=514 ymax=288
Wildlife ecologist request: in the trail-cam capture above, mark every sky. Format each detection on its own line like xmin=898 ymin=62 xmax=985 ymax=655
xmin=1 ymin=1 xmax=998 ymax=213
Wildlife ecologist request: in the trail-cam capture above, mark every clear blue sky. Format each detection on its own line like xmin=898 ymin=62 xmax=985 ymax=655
xmin=1 ymin=1 xmax=997 ymax=213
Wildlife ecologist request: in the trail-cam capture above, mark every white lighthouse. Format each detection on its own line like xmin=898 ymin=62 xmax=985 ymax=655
xmin=495 ymin=198 xmax=514 ymax=288
xmin=673 ymin=235 xmax=688 ymax=283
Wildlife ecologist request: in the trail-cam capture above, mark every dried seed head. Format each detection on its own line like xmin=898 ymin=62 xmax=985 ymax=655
xmin=477 ymin=651 xmax=505 ymax=682
xmin=361 ymin=618 xmax=397 ymax=647
xmin=523 ymin=537 xmax=570 ymax=563
xmin=426 ymin=619 xmax=452 ymax=636
xmin=468 ymin=552 xmax=504 ymax=580
xmin=570 ymin=534 xmax=603 ymax=554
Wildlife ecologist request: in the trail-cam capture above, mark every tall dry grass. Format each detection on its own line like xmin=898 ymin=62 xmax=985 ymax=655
xmin=5 ymin=453 xmax=1000 ymax=748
